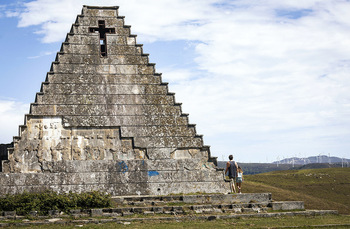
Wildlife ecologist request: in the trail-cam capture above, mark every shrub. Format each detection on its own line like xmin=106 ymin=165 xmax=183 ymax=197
xmin=0 ymin=190 xmax=111 ymax=215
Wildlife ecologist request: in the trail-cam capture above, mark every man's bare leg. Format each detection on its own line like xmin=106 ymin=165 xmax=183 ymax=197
xmin=231 ymin=179 xmax=236 ymax=193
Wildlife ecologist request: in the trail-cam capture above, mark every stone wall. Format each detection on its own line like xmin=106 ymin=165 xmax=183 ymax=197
xmin=0 ymin=160 xmax=227 ymax=196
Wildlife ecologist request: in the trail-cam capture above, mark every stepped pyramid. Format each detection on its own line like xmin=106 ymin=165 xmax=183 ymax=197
xmin=0 ymin=6 xmax=227 ymax=195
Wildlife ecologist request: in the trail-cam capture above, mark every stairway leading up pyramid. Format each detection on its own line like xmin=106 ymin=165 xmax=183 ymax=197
xmin=0 ymin=5 xmax=227 ymax=196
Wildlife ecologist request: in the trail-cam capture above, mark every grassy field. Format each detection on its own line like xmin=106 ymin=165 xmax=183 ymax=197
xmin=2 ymin=215 xmax=350 ymax=229
xmin=243 ymin=167 xmax=350 ymax=215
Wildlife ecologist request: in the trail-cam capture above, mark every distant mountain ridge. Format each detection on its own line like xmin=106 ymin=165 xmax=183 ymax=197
xmin=217 ymin=155 xmax=349 ymax=175
xmin=272 ymin=155 xmax=349 ymax=165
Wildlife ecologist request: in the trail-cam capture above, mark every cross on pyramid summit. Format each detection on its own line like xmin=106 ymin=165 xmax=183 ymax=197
xmin=1 ymin=6 xmax=226 ymax=195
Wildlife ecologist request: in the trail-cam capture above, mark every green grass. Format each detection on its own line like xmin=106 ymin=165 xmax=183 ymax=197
xmin=2 ymin=214 xmax=350 ymax=228
xmin=244 ymin=167 xmax=350 ymax=214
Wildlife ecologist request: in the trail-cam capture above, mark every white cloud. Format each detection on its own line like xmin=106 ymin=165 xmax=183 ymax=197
xmin=161 ymin=68 xmax=198 ymax=83
xmin=0 ymin=100 xmax=29 ymax=143
xmin=27 ymin=51 xmax=54 ymax=59
xmin=12 ymin=0 xmax=218 ymax=43
xmin=4 ymin=0 xmax=350 ymax=161
xmin=0 ymin=5 xmax=6 ymax=17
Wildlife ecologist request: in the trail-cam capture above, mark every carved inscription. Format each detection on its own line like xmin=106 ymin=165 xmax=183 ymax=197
xmin=8 ymin=117 xmax=146 ymax=173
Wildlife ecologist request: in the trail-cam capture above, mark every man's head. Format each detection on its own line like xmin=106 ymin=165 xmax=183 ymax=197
xmin=229 ymin=155 xmax=233 ymax=160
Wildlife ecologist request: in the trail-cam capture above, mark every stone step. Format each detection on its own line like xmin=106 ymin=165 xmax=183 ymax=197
xmin=45 ymin=73 xmax=161 ymax=84
xmin=270 ymin=201 xmax=305 ymax=211
xmin=57 ymin=53 xmax=149 ymax=65
xmin=0 ymin=203 xmax=273 ymax=219
xmin=30 ymin=104 xmax=181 ymax=116
xmin=0 ymin=194 xmax=306 ymax=219
xmin=0 ymin=194 xmax=331 ymax=229
xmin=36 ymin=94 xmax=175 ymax=105
xmin=112 ymin=193 xmax=272 ymax=205
xmin=40 ymin=83 xmax=167 ymax=95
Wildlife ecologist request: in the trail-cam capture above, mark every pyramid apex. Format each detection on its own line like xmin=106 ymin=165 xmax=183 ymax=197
xmin=83 ymin=5 xmax=119 ymax=10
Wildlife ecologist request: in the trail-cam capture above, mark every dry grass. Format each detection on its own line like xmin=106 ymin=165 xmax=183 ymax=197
xmin=243 ymin=167 xmax=350 ymax=214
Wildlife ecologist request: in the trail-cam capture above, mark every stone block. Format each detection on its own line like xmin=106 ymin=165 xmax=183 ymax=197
xmin=231 ymin=193 xmax=272 ymax=204
xmin=122 ymin=212 xmax=134 ymax=216
xmin=242 ymin=208 xmax=258 ymax=213
xmin=90 ymin=209 xmax=103 ymax=216
xmin=121 ymin=126 xmax=195 ymax=137
xmin=152 ymin=207 xmax=164 ymax=214
xmin=3 ymin=211 xmax=16 ymax=218
xmin=65 ymin=35 xmax=100 ymax=44
xmin=48 ymin=210 xmax=61 ymax=216
xmin=134 ymin=136 xmax=202 ymax=148
xmin=233 ymin=208 xmax=242 ymax=213
xmin=172 ymin=206 xmax=184 ymax=213
xmin=76 ymin=16 xmax=124 ymax=27
xmin=143 ymin=211 xmax=154 ymax=215
xmin=270 ymin=201 xmax=304 ymax=211
xmin=46 ymin=218 xmax=63 ymax=223
xmin=83 ymin=7 xmax=118 ymax=17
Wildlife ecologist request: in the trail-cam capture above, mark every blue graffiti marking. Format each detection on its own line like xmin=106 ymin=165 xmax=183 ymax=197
xmin=148 ymin=171 xmax=159 ymax=177
xmin=118 ymin=161 xmax=128 ymax=174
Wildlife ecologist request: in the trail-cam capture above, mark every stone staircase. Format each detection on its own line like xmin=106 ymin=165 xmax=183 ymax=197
xmin=105 ymin=193 xmax=304 ymax=217
xmin=0 ymin=193 xmax=337 ymax=226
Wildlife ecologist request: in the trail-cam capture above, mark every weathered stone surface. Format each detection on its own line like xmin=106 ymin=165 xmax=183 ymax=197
xmin=62 ymin=115 xmax=188 ymax=127
xmin=75 ymin=15 xmax=125 ymax=27
xmin=30 ymin=104 xmax=180 ymax=116
xmin=37 ymin=94 xmax=174 ymax=105
xmin=182 ymin=193 xmax=272 ymax=204
xmin=0 ymin=174 xmax=226 ymax=196
xmin=90 ymin=209 xmax=103 ymax=216
xmin=40 ymin=84 xmax=165 ymax=95
xmin=1 ymin=5 xmax=226 ymax=196
xmin=61 ymin=44 xmax=140 ymax=55
xmin=270 ymin=201 xmax=305 ymax=211
xmin=57 ymin=53 xmax=149 ymax=65
xmin=45 ymin=74 xmax=161 ymax=84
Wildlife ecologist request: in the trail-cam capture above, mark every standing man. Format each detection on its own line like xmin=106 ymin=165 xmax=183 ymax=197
xmin=225 ymin=155 xmax=238 ymax=193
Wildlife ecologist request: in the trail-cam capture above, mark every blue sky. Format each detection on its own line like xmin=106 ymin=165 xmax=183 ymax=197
xmin=0 ymin=0 xmax=350 ymax=163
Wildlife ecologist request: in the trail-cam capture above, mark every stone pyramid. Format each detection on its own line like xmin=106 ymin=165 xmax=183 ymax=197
xmin=1 ymin=6 xmax=226 ymax=195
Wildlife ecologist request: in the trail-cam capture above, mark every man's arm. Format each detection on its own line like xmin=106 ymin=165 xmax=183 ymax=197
xmin=225 ymin=161 xmax=230 ymax=174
